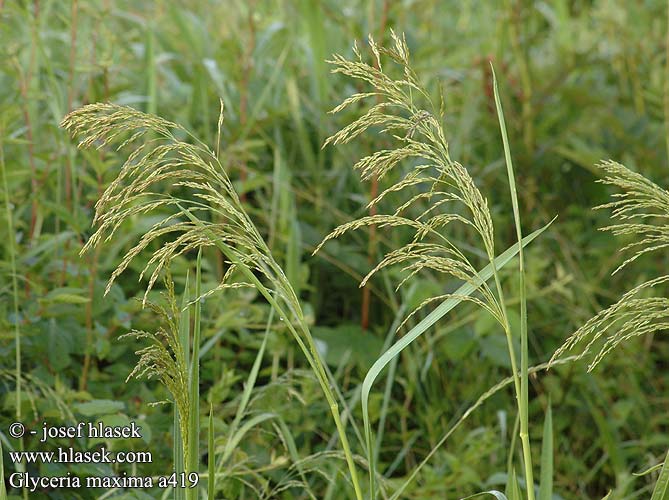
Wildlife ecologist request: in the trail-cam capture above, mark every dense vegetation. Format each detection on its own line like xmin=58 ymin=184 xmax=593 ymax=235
xmin=3 ymin=1 xmax=669 ymax=499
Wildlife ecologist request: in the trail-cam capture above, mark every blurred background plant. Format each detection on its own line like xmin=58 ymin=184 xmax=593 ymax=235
xmin=1 ymin=0 xmax=669 ymax=498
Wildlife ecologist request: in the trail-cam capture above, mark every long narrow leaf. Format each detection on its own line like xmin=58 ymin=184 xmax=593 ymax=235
xmin=651 ymin=448 xmax=669 ymax=500
xmin=187 ymin=249 xmax=202 ymax=500
xmin=492 ymin=64 xmax=535 ymax=500
xmin=275 ymin=418 xmax=316 ymax=500
xmin=538 ymin=402 xmax=553 ymax=500
xmin=0 ymin=439 xmax=7 ymax=500
xmin=362 ymin=219 xmax=554 ymax=497
xmin=220 ymin=309 xmax=273 ymax=468
xmin=208 ymin=403 xmax=215 ymax=500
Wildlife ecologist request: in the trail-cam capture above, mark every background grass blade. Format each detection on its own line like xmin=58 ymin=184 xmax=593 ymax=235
xmin=650 ymin=448 xmax=669 ymax=500
xmin=208 ymin=402 xmax=214 ymax=500
xmin=492 ymin=64 xmax=536 ymax=500
xmin=506 ymin=468 xmax=523 ymax=500
xmin=538 ymin=402 xmax=553 ymax=500
xmin=219 ymin=308 xmax=273 ymax=468
xmin=187 ymin=249 xmax=202 ymax=500
xmin=0 ymin=439 xmax=6 ymax=500
xmin=0 ymin=130 xmax=24 ymax=499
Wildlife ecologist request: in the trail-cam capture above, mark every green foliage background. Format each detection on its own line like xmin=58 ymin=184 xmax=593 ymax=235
xmin=1 ymin=0 xmax=669 ymax=498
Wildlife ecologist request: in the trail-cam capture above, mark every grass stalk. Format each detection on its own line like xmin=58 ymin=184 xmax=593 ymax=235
xmin=207 ymin=403 xmax=214 ymax=499
xmin=361 ymin=0 xmax=390 ymax=331
xmin=182 ymin=211 xmax=364 ymax=500
xmin=0 ymin=440 xmax=6 ymax=500
xmin=186 ymin=248 xmax=202 ymax=500
xmin=62 ymin=100 xmax=364 ymax=498
xmin=389 ymin=356 xmax=576 ymax=500
xmin=174 ymin=275 xmax=189 ymax=500
xmin=15 ymin=7 xmax=39 ymax=249
xmin=492 ymin=65 xmax=535 ymax=500
xmin=0 ymin=132 xmax=26 ymax=500
xmin=360 ymin=223 xmax=552 ymax=498
xmin=0 ymin=133 xmax=20 ymax=427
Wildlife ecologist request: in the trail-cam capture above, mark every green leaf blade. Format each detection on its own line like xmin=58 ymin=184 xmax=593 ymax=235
xmin=538 ymin=402 xmax=553 ymax=500
xmin=361 ymin=219 xmax=554 ymax=498
xmin=651 ymin=448 xmax=669 ymax=500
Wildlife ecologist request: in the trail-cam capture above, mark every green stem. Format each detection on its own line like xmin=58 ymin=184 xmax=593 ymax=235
xmin=492 ymin=65 xmax=536 ymax=500
xmin=208 ymin=403 xmax=215 ymax=500
xmin=186 ymin=249 xmax=202 ymax=500
xmin=1 ymin=128 xmax=26 ymax=500
xmin=183 ymin=211 xmax=363 ymax=500
xmin=0 ymin=133 xmax=19 ymax=417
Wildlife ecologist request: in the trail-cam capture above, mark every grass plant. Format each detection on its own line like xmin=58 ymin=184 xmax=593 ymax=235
xmin=61 ymin=100 xmax=364 ymax=499
xmin=315 ymin=32 xmax=552 ymax=498
xmin=4 ymin=2 xmax=669 ymax=498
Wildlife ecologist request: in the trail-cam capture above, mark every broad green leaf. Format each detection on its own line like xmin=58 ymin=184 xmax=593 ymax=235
xmin=74 ymin=399 xmax=124 ymax=417
xmin=313 ymin=324 xmax=385 ymax=368
xmin=42 ymin=287 xmax=90 ymax=304
xmin=461 ymin=491 xmax=508 ymax=500
xmin=47 ymin=321 xmax=73 ymax=371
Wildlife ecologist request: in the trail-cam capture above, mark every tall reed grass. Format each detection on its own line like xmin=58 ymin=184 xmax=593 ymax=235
xmin=61 ymin=100 xmax=364 ymax=498
xmin=315 ymin=31 xmax=554 ymax=499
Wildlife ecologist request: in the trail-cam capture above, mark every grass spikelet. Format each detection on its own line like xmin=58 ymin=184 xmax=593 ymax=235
xmin=62 ymin=100 xmax=364 ymax=499
xmin=121 ymin=272 xmax=191 ymax=464
xmin=551 ymin=161 xmax=669 ymax=370
xmin=316 ymin=31 xmax=544 ymax=498
xmin=61 ymin=102 xmax=295 ymax=310
xmin=597 ymin=160 xmax=669 ymax=274
xmin=315 ymin=31 xmax=501 ymax=324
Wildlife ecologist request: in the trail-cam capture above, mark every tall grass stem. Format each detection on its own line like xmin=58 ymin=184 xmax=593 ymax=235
xmin=492 ymin=65 xmax=535 ymax=500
